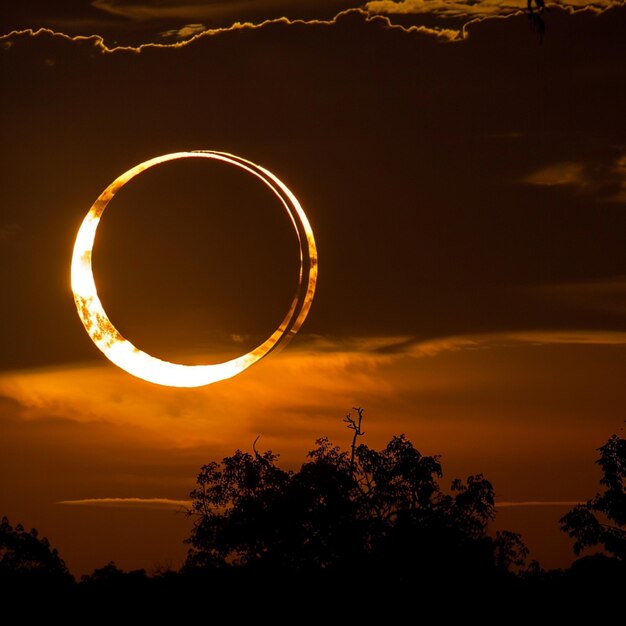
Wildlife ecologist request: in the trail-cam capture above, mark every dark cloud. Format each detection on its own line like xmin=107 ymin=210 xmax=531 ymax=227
xmin=1 ymin=0 xmax=362 ymax=46
xmin=366 ymin=0 xmax=620 ymax=18
xmin=91 ymin=0 xmax=357 ymax=23
xmin=5 ymin=2 xmax=620 ymax=47
xmin=520 ymin=275 xmax=626 ymax=315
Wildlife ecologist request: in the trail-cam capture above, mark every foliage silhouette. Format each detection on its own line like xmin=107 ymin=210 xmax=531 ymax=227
xmin=560 ymin=433 xmax=626 ymax=559
xmin=0 ymin=516 xmax=72 ymax=588
xmin=81 ymin=561 xmax=148 ymax=585
xmin=185 ymin=411 xmax=527 ymax=584
xmin=4 ymin=418 xmax=626 ymax=608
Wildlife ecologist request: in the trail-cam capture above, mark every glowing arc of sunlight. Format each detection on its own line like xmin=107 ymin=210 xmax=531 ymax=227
xmin=71 ymin=151 xmax=317 ymax=388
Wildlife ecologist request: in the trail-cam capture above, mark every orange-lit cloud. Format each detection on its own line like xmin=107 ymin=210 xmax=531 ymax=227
xmin=609 ymin=153 xmax=626 ymax=203
xmin=496 ymin=501 xmax=581 ymax=508
xmin=523 ymin=161 xmax=586 ymax=187
xmin=521 ymin=152 xmax=626 ymax=202
xmin=366 ymin=0 xmax=516 ymax=17
xmin=4 ymin=326 xmax=622 ymax=515
xmin=56 ymin=497 xmax=583 ymax=511
xmin=365 ymin=0 xmax=618 ymax=18
xmin=59 ymin=497 xmax=191 ymax=510
xmin=2 ymin=330 xmax=624 ymax=455
xmin=160 ymin=23 xmax=207 ymax=39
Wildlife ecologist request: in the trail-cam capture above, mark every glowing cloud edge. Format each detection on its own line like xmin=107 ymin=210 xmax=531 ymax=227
xmin=71 ymin=150 xmax=318 ymax=387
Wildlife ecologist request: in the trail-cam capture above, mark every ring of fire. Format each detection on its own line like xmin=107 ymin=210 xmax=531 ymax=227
xmin=71 ymin=151 xmax=318 ymax=387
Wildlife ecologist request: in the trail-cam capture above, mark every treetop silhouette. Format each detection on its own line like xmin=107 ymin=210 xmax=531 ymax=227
xmin=560 ymin=433 xmax=626 ymax=560
xmin=0 ymin=516 xmax=72 ymax=586
xmin=185 ymin=409 xmax=527 ymax=580
xmin=2 ymin=413 xmax=625 ymax=604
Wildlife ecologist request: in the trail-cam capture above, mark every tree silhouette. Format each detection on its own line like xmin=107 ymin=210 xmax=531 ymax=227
xmin=0 ymin=516 xmax=72 ymax=586
xmin=6 ymin=420 xmax=626 ymax=603
xmin=560 ymin=433 xmax=626 ymax=559
xmin=185 ymin=411 xmax=527 ymax=582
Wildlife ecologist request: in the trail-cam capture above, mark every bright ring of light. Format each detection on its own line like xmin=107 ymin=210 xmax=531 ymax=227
xmin=71 ymin=151 xmax=318 ymax=388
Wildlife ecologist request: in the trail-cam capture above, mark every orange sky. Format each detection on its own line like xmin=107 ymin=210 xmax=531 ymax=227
xmin=1 ymin=3 xmax=625 ymax=576
xmin=2 ymin=332 xmax=624 ymax=573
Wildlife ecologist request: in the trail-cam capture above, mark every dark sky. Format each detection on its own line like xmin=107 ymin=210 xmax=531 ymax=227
xmin=2 ymin=6 xmax=625 ymax=371
xmin=1 ymin=2 xmax=625 ymax=576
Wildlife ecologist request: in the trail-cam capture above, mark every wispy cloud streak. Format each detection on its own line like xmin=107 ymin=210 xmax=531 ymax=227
xmin=58 ymin=497 xmax=191 ymax=510
xmin=496 ymin=501 xmax=581 ymax=508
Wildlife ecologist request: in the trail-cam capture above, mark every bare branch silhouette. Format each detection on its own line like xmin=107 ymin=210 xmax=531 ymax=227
xmin=344 ymin=406 xmax=365 ymax=470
